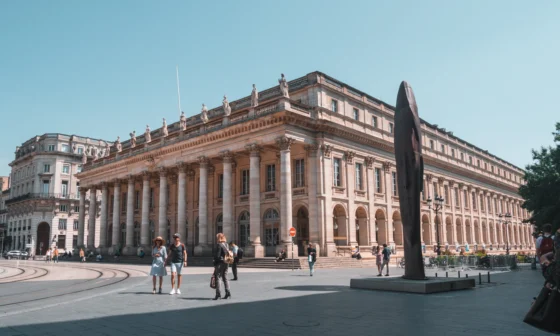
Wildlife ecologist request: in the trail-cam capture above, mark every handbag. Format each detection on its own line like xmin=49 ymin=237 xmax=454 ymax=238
xmin=210 ymin=275 xmax=217 ymax=289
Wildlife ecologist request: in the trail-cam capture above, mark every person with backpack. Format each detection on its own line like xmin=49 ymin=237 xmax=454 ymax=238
xmin=307 ymin=243 xmax=317 ymax=276
xmin=229 ymin=242 xmax=242 ymax=281
xmin=212 ymin=233 xmax=232 ymax=300
xmin=166 ymin=233 xmax=187 ymax=295
xmin=536 ymin=224 xmax=555 ymax=260
xmin=381 ymin=243 xmax=391 ymax=276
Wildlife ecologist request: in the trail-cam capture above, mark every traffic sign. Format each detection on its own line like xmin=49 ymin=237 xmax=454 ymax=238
xmin=289 ymin=227 xmax=296 ymax=237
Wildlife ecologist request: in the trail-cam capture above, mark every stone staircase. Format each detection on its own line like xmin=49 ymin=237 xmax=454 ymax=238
xmin=237 ymin=257 xmax=379 ymax=270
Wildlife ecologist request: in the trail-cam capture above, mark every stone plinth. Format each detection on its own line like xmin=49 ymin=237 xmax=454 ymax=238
xmin=350 ymin=276 xmax=475 ymax=294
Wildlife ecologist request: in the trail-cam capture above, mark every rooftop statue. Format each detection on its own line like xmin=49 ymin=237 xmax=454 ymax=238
xmin=279 ymin=73 xmax=289 ymax=98
xmin=250 ymin=84 xmax=258 ymax=107
xmin=130 ymin=131 xmax=136 ymax=148
xmin=180 ymin=111 xmax=187 ymax=131
xmin=145 ymin=125 xmax=151 ymax=143
xmin=201 ymin=104 xmax=209 ymax=124
xmin=162 ymin=118 xmax=168 ymax=137
xmin=223 ymin=95 xmax=231 ymax=116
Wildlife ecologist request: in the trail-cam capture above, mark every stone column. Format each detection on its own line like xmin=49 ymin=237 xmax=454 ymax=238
xmin=322 ymin=145 xmax=336 ymax=256
xmin=277 ymin=136 xmax=298 ymax=256
xmin=99 ymin=183 xmax=109 ymax=251
xmin=124 ymin=175 xmax=135 ymax=255
xmin=306 ymin=145 xmax=321 ymax=254
xmin=195 ymin=156 xmax=210 ymax=256
xmin=383 ymin=162 xmax=394 ymax=244
xmin=158 ymin=168 xmax=168 ymax=239
xmin=365 ymin=157 xmax=376 ymax=247
xmin=78 ymin=189 xmax=87 ymax=247
xmin=141 ymin=172 xmax=150 ymax=247
xmin=247 ymin=144 xmax=263 ymax=257
xmin=222 ymin=151 xmax=234 ymax=242
xmin=345 ymin=151 xmax=358 ymax=247
xmin=438 ymin=178 xmax=447 ymax=246
xmin=111 ymin=180 xmax=121 ymax=251
xmin=177 ymin=163 xmax=187 ymax=242
xmin=87 ymin=186 xmax=97 ymax=249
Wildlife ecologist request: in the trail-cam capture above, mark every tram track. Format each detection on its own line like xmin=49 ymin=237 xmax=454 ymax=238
xmin=0 ymin=265 xmax=25 ymax=280
xmin=0 ymin=265 xmax=50 ymax=284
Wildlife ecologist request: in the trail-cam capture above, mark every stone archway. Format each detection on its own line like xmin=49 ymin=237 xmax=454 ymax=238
xmin=238 ymin=211 xmax=250 ymax=248
xmin=456 ymin=218 xmax=463 ymax=245
xmin=474 ymin=220 xmax=481 ymax=245
xmin=36 ymin=222 xmax=50 ymax=255
xmin=482 ymin=220 xmax=489 ymax=245
xmin=445 ymin=216 xmax=453 ymax=246
xmin=421 ymin=214 xmax=431 ymax=245
xmin=333 ymin=205 xmax=347 ymax=246
xmin=295 ymin=206 xmax=309 ymax=256
xmin=393 ymin=211 xmax=403 ymax=246
xmin=375 ymin=209 xmax=387 ymax=245
xmin=489 ymin=221 xmax=495 ymax=245
xmin=355 ymin=207 xmax=368 ymax=246
xmin=465 ymin=219 xmax=472 ymax=245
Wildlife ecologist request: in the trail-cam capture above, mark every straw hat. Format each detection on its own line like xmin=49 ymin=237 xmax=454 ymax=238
xmin=153 ymin=236 xmax=165 ymax=245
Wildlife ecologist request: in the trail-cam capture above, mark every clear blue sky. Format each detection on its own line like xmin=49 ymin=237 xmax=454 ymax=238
xmin=1 ymin=1 xmax=558 ymax=177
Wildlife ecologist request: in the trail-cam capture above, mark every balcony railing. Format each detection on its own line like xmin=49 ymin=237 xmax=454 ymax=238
xmin=5 ymin=193 xmax=80 ymax=205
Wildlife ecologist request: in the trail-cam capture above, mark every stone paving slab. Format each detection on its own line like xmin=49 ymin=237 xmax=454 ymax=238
xmin=0 ymin=264 xmax=550 ymax=336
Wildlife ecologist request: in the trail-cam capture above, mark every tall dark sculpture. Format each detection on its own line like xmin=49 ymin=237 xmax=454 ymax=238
xmin=394 ymin=81 xmax=426 ymax=280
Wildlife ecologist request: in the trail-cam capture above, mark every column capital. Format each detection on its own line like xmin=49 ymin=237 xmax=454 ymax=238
xmin=458 ymin=183 xmax=464 ymax=189
xmin=425 ymin=174 xmax=433 ymax=182
xmin=176 ymin=161 xmax=187 ymax=173
xmin=127 ymin=174 xmax=135 ymax=184
xmin=186 ymin=169 xmax=195 ymax=181
xmin=364 ymin=156 xmax=375 ymax=168
xmin=382 ymin=161 xmax=392 ymax=173
xmin=304 ymin=144 xmax=319 ymax=157
xmin=246 ymin=143 xmax=261 ymax=156
xmin=158 ymin=166 xmax=167 ymax=177
xmin=111 ymin=178 xmax=122 ymax=186
xmin=80 ymin=189 xmax=88 ymax=196
xmin=198 ymin=156 xmax=209 ymax=168
xmin=142 ymin=170 xmax=151 ymax=181
xmin=208 ymin=165 xmax=215 ymax=175
xmin=321 ymin=144 xmax=333 ymax=158
xmin=437 ymin=177 xmax=445 ymax=184
xmin=344 ymin=151 xmax=355 ymax=164
xmin=276 ymin=136 xmax=295 ymax=151
xmin=221 ymin=150 xmax=234 ymax=163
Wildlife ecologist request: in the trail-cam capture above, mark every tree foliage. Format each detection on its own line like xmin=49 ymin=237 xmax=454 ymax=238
xmin=519 ymin=122 xmax=560 ymax=232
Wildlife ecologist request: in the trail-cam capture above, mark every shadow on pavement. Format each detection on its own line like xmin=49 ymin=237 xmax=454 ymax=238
xmin=274 ymin=285 xmax=350 ymax=292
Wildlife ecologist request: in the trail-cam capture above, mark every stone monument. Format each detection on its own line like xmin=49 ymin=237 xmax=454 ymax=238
xmin=223 ymin=95 xmax=231 ymax=116
xmin=145 ymin=125 xmax=151 ymax=143
xmin=115 ymin=136 xmax=122 ymax=152
xmin=201 ymin=104 xmax=209 ymax=124
xmin=162 ymin=118 xmax=168 ymax=137
xmin=250 ymin=84 xmax=258 ymax=107
xmin=82 ymin=152 xmax=87 ymax=164
xmin=279 ymin=73 xmax=289 ymax=98
xmin=180 ymin=111 xmax=187 ymax=130
xmin=130 ymin=131 xmax=136 ymax=148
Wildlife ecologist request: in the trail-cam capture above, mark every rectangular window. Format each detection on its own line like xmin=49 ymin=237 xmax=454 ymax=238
xmin=77 ymin=147 xmax=83 ymax=154
xmin=42 ymin=180 xmax=50 ymax=194
xmin=47 ymin=144 xmax=55 ymax=151
xmin=355 ymin=163 xmax=363 ymax=190
xmin=477 ymin=159 xmax=481 ymax=167
xmin=218 ymin=174 xmax=224 ymax=198
xmin=73 ymin=220 xmax=79 ymax=230
xmin=58 ymin=219 xmax=67 ymax=230
xmin=372 ymin=116 xmax=378 ymax=128
xmin=460 ymin=153 xmax=464 ymax=161
xmin=61 ymin=181 xmax=69 ymax=197
xmin=472 ymin=193 xmax=477 ymax=209
xmin=59 ymin=204 xmax=67 ymax=212
xmin=451 ymin=149 xmax=455 ymax=158
xmin=135 ymin=190 xmax=140 ymax=210
xmin=433 ymin=182 xmax=438 ymax=197
xmin=62 ymin=165 xmax=70 ymax=174
xmin=375 ymin=168 xmax=381 ymax=193
xmin=333 ymin=158 xmax=342 ymax=187
xmin=294 ymin=159 xmax=305 ymax=188
xmin=74 ymin=205 xmax=79 ymax=213
xmin=241 ymin=170 xmax=249 ymax=195
xmin=149 ymin=188 xmax=154 ymax=209
xmin=61 ymin=144 xmax=70 ymax=152
xmin=392 ymin=172 xmax=397 ymax=196
xmin=389 ymin=123 xmax=394 ymax=134
xmin=353 ymin=108 xmax=359 ymax=121
xmin=430 ymin=140 xmax=434 ymax=149
xmin=331 ymin=99 xmax=338 ymax=113
xmin=77 ymin=165 xmax=82 ymax=173
xmin=43 ymin=164 xmax=51 ymax=173
xmin=266 ymin=165 xmax=276 ymax=191
xmin=441 ymin=144 xmax=445 ymax=153
xmin=469 ymin=156 xmax=473 ymax=165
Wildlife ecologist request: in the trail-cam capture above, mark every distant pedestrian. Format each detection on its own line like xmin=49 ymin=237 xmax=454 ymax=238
xmin=166 ymin=233 xmax=187 ymax=295
xmin=46 ymin=248 xmax=51 ymax=263
xmin=307 ymin=243 xmax=317 ymax=276
xmin=150 ymin=236 xmax=167 ymax=294
xmin=79 ymin=248 xmax=85 ymax=262
xmin=212 ymin=233 xmax=232 ymax=300
xmin=375 ymin=246 xmax=383 ymax=276
xmin=229 ymin=242 xmax=239 ymax=281
xmin=53 ymin=248 xmax=59 ymax=263
xmin=381 ymin=244 xmax=391 ymax=276
xmin=536 ymin=224 xmax=555 ymax=260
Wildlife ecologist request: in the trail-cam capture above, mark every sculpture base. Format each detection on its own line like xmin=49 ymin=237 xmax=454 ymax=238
xmin=350 ymin=276 xmax=475 ymax=294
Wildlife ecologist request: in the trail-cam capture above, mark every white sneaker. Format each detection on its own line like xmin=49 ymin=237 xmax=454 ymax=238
xmin=169 ymin=289 xmax=176 ymax=295
xmin=176 ymin=289 xmax=181 ymax=295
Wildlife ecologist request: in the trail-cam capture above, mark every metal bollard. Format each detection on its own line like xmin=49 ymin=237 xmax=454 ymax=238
xmin=435 ymin=273 xmax=438 ymax=278
xmin=487 ymin=271 xmax=491 ymax=283
xmin=466 ymin=274 xmax=469 ymax=278
xmin=458 ymin=271 xmax=461 ymax=278
xmin=479 ymin=273 xmax=482 ymax=285
xmin=446 ymin=272 xmax=448 ymax=278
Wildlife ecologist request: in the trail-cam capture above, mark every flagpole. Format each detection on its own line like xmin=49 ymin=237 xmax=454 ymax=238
xmin=176 ymin=66 xmax=182 ymax=115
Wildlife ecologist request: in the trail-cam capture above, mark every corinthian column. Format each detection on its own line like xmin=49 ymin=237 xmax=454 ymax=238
xmin=141 ymin=172 xmax=150 ymax=247
xmin=277 ymin=136 xmax=298 ymax=256
xmin=99 ymin=183 xmax=109 ymax=251
xmin=124 ymin=175 xmax=135 ymax=255
xmin=158 ymin=168 xmax=168 ymax=239
xmin=195 ymin=156 xmax=210 ymax=256
xmin=88 ymin=186 xmax=97 ymax=249
xmin=247 ymin=144 xmax=263 ymax=257
xmin=111 ymin=180 xmax=121 ymax=251
xmin=222 ymin=151 xmax=233 ymax=242
xmin=306 ymin=144 xmax=321 ymax=254
xmin=78 ymin=189 xmax=87 ymax=247
xmin=177 ymin=163 xmax=187 ymax=241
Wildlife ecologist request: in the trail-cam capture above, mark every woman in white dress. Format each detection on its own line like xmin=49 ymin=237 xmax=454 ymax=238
xmin=150 ymin=236 xmax=167 ymax=294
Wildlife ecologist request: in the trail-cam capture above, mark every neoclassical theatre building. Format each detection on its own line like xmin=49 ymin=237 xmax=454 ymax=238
xmin=76 ymin=72 xmax=534 ymax=258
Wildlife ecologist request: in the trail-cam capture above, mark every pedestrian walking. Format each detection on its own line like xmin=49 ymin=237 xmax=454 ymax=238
xmin=212 ymin=233 xmax=232 ymax=300
xmin=53 ymin=248 xmax=59 ymax=263
xmin=46 ymin=248 xmax=51 ymax=263
xmin=229 ymin=242 xmax=239 ymax=281
xmin=166 ymin=233 xmax=187 ymax=295
xmin=307 ymin=243 xmax=317 ymax=276
xmin=375 ymin=246 xmax=383 ymax=276
xmin=79 ymin=248 xmax=85 ymax=262
xmin=150 ymin=236 xmax=167 ymax=294
xmin=381 ymin=244 xmax=391 ymax=276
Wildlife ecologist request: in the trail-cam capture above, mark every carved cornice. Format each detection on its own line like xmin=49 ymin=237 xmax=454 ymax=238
xmin=365 ymin=156 xmax=375 ymax=168
xmin=382 ymin=161 xmax=392 ymax=173
xmin=304 ymin=144 xmax=319 ymax=157
xmin=198 ymin=156 xmax=209 ymax=168
xmin=321 ymin=144 xmax=333 ymax=158
xmin=276 ymin=136 xmax=295 ymax=151
xmin=344 ymin=151 xmax=355 ymax=164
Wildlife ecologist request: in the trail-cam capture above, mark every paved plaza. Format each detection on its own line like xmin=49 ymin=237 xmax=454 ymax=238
xmin=0 ymin=260 xmax=549 ymax=336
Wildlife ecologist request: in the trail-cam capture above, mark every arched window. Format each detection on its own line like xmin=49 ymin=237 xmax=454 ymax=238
xmin=239 ymin=211 xmax=250 ymax=248
xmin=264 ymin=209 xmax=279 ymax=220
xmin=216 ymin=213 xmax=223 ymax=234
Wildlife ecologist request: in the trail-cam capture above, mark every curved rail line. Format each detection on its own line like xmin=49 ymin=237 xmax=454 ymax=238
xmin=0 ymin=267 xmax=132 ymax=307
xmin=0 ymin=265 xmax=49 ymax=284
xmin=0 ymin=265 xmax=25 ymax=280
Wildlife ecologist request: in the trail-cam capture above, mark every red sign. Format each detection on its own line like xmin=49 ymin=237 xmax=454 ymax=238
xmin=289 ymin=227 xmax=296 ymax=237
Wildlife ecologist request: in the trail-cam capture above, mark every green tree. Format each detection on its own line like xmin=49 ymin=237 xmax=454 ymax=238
xmin=519 ymin=122 xmax=560 ymax=233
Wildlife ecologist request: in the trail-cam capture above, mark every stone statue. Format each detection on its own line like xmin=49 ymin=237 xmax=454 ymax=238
xmin=115 ymin=136 xmax=122 ymax=152
xmin=250 ymin=84 xmax=258 ymax=107
xmin=145 ymin=125 xmax=151 ymax=143
xmin=105 ymin=142 xmax=110 ymax=157
xmin=223 ymin=95 xmax=231 ymax=116
xmin=201 ymin=104 xmax=209 ymax=124
xmin=180 ymin=111 xmax=187 ymax=130
xmin=130 ymin=131 xmax=136 ymax=148
xmin=82 ymin=152 xmax=87 ymax=164
xmin=394 ymin=81 xmax=425 ymax=280
xmin=162 ymin=118 xmax=168 ymax=137
xmin=93 ymin=147 xmax=99 ymax=160
xmin=279 ymin=73 xmax=289 ymax=98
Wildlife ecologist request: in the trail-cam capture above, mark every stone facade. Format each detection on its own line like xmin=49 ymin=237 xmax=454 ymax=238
xmin=5 ymin=134 xmax=111 ymax=254
xmin=76 ymin=72 xmax=534 ymax=257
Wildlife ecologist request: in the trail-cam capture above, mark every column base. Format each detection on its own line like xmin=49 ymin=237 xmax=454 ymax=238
xmin=279 ymin=241 xmax=298 ymax=260
xmin=325 ymin=242 xmax=338 ymax=257
xmin=194 ymin=244 xmax=212 ymax=257
xmin=249 ymin=244 xmax=264 ymax=258
xmin=123 ymin=245 xmax=137 ymax=256
xmin=98 ymin=246 xmax=110 ymax=255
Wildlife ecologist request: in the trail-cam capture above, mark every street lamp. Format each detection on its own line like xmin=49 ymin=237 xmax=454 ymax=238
xmin=427 ymin=194 xmax=444 ymax=256
xmin=498 ymin=213 xmax=512 ymax=255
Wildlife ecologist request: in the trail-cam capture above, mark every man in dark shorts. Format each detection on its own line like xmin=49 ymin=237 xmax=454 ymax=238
xmin=166 ymin=233 xmax=187 ymax=295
